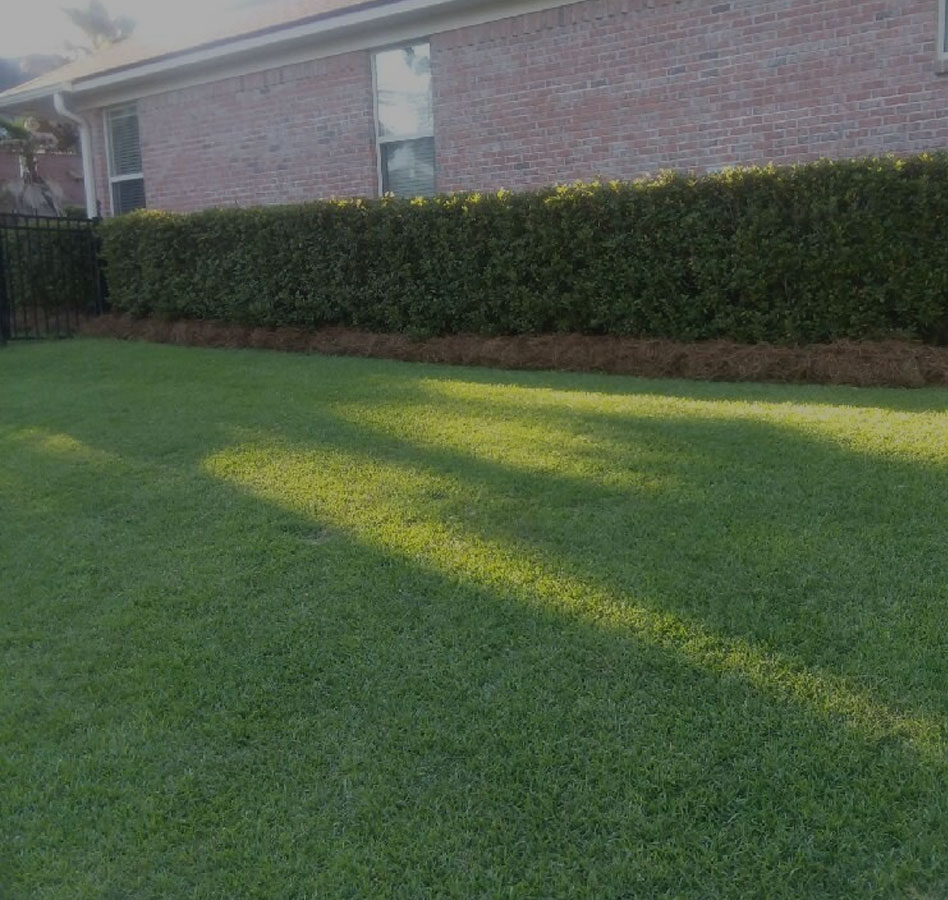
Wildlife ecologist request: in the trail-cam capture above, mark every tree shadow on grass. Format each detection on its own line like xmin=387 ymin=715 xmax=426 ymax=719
xmin=4 ymin=342 xmax=948 ymax=897
xmin=8 ymin=344 xmax=948 ymax=734
xmin=7 ymin=344 xmax=948 ymax=733
xmin=3 ymin=424 xmax=948 ymax=899
xmin=10 ymin=335 xmax=948 ymax=414
xmin=217 ymin=383 xmax=948 ymax=732
xmin=344 ymin=353 xmax=948 ymax=414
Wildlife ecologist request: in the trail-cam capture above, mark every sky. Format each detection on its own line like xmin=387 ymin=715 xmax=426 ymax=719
xmin=0 ymin=0 xmax=253 ymax=58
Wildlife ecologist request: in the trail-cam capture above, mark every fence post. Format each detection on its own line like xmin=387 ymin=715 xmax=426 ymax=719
xmin=0 ymin=227 xmax=10 ymax=345
xmin=90 ymin=217 xmax=106 ymax=316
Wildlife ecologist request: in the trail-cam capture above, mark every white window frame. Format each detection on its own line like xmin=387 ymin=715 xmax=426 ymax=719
xmin=104 ymin=102 xmax=145 ymax=215
xmin=371 ymin=40 xmax=435 ymax=197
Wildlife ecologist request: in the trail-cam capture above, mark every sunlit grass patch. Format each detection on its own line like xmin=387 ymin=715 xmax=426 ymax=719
xmin=7 ymin=427 xmax=121 ymax=465
xmin=204 ymin=436 xmax=944 ymax=757
xmin=2 ymin=339 xmax=948 ymax=899
xmin=414 ymin=375 xmax=948 ymax=464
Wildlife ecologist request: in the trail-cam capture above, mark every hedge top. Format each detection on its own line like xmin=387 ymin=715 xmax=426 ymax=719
xmin=101 ymin=154 xmax=948 ymax=346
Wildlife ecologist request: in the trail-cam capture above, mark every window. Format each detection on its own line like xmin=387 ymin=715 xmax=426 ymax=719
xmin=941 ymin=0 xmax=948 ymax=56
xmin=106 ymin=104 xmax=146 ymax=214
xmin=373 ymin=42 xmax=435 ymax=196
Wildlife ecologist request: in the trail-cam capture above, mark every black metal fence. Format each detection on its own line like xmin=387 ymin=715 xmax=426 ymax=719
xmin=0 ymin=213 xmax=106 ymax=343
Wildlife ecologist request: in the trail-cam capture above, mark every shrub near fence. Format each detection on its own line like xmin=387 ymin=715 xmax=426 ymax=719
xmin=100 ymin=154 xmax=948 ymax=346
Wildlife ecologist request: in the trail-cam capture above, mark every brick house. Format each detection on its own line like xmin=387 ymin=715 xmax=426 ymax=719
xmin=1 ymin=0 xmax=947 ymax=218
xmin=0 ymin=150 xmax=86 ymax=211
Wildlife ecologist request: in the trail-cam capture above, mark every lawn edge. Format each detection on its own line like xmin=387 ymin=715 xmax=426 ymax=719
xmin=80 ymin=314 xmax=948 ymax=388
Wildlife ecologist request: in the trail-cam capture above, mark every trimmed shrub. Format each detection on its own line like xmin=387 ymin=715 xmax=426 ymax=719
xmin=100 ymin=154 xmax=948 ymax=345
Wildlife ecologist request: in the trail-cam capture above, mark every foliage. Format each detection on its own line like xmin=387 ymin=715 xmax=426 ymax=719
xmin=63 ymin=0 xmax=135 ymax=53
xmin=0 ymin=117 xmax=66 ymax=216
xmin=0 ymin=49 xmax=80 ymax=164
xmin=101 ymin=154 xmax=948 ymax=345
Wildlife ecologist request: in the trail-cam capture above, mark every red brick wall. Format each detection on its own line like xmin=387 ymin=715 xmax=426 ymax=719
xmin=434 ymin=0 xmax=948 ymax=191
xmin=40 ymin=153 xmax=86 ymax=209
xmin=133 ymin=53 xmax=377 ymax=213
xmin=0 ymin=151 xmax=85 ymax=209
xmin=91 ymin=0 xmax=948 ymax=212
xmin=0 ymin=152 xmax=20 ymax=189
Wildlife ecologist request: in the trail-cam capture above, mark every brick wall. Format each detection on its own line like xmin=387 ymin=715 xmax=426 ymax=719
xmin=90 ymin=0 xmax=948 ymax=212
xmin=0 ymin=152 xmax=22 ymax=191
xmin=434 ymin=0 xmax=948 ymax=192
xmin=119 ymin=52 xmax=377 ymax=214
xmin=0 ymin=151 xmax=85 ymax=209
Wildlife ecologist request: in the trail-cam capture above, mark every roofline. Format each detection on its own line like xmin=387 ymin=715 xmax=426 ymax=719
xmin=0 ymin=81 xmax=71 ymax=109
xmin=0 ymin=0 xmax=484 ymax=111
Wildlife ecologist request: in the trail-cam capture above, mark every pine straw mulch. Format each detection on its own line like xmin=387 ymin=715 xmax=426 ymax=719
xmin=80 ymin=314 xmax=948 ymax=389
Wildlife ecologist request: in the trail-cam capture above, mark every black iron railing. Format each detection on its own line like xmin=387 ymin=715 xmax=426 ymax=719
xmin=0 ymin=212 xmax=106 ymax=343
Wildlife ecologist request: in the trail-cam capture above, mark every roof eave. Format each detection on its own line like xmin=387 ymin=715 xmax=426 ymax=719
xmin=0 ymin=0 xmax=476 ymax=111
xmin=0 ymin=82 xmax=72 ymax=116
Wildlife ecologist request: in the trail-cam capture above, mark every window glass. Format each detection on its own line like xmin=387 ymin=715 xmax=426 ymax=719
xmin=375 ymin=43 xmax=433 ymax=140
xmin=112 ymin=178 xmax=146 ymax=215
xmin=108 ymin=107 xmax=143 ymax=176
xmin=381 ymin=137 xmax=435 ymax=196
xmin=107 ymin=104 xmax=146 ymax=214
xmin=374 ymin=42 xmax=435 ymax=196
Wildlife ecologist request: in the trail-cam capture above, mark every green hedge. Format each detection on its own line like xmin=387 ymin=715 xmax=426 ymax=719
xmin=100 ymin=155 xmax=948 ymax=345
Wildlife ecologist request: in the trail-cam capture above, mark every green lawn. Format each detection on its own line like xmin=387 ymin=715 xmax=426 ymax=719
xmin=3 ymin=339 xmax=948 ymax=899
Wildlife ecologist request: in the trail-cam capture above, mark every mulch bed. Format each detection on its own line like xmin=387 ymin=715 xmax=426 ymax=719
xmin=80 ymin=314 xmax=948 ymax=388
